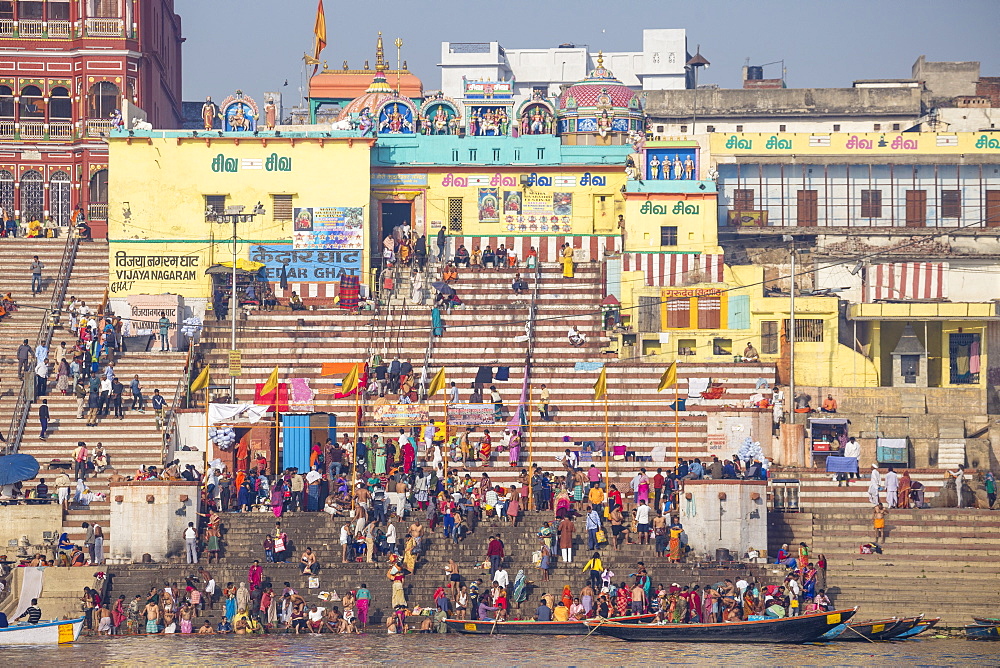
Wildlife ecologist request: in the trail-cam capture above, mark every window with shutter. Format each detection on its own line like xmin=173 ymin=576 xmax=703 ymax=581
xmin=666 ymin=296 xmax=691 ymax=328
xmin=861 ymin=190 xmax=882 ymax=218
xmin=733 ymin=189 xmax=755 ymax=211
xmin=272 ymin=194 xmax=293 ymax=221
xmin=204 ymin=195 xmax=226 ymax=215
xmin=784 ymin=319 xmax=824 ymax=342
xmin=697 ymin=295 xmax=721 ymax=329
xmin=761 ymin=321 xmax=779 ymax=354
xmin=447 ymin=197 xmax=463 ymax=232
xmin=941 ymin=190 xmax=961 ymax=218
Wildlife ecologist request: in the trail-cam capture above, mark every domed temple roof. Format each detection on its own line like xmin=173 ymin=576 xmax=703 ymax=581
xmin=557 ymin=52 xmax=642 ymax=112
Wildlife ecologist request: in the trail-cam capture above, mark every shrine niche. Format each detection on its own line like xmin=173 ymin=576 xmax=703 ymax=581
xmin=459 ymin=78 xmax=515 ymax=137
xmin=220 ymin=90 xmax=259 ymax=132
xmin=419 ymin=95 xmax=460 ymax=135
xmin=467 ymin=105 xmax=511 ymax=136
xmin=376 ymin=98 xmax=417 ymax=134
xmin=517 ymin=93 xmax=555 ymax=136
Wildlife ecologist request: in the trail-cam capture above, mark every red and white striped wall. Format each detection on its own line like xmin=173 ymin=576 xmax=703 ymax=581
xmin=865 ymin=262 xmax=948 ymax=301
xmin=448 ymin=234 xmax=620 ymax=263
xmin=621 ymin=253 xmax=725 ymax=287
xmin=273 ymin=283 xmax=335 ymax=300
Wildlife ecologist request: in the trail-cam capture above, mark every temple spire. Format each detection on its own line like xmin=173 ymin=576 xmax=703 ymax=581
xmin=375 ymin=32 xmax=387 ymax=72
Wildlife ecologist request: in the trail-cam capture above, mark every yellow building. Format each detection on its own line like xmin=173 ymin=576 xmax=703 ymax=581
xmin=107 ymin=132 xmax=373 ymax=302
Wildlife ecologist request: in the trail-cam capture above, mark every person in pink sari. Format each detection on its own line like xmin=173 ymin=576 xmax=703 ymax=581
xmin=508 ymin=431 xmax=521 ymax=467
xmin=637 ymin=471 xmax=650 ymax=504
xmin=402 ymin=438 xmax=415 ymax=474
xmin=270 ymin=481 xmax=284 ymax=518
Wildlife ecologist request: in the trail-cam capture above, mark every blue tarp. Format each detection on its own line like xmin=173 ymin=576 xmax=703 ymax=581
xmin=0 ymin=454 xmax=40 ymax=486
xmin=282 ymin=414 xmax=311 ymax=472
xmin=825 ymin=456 xmax=859 ymax=473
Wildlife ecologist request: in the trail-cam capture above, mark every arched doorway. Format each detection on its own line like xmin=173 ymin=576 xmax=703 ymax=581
xmin=0 ymin=170 xmax=14 ymax=220
xmin=19 ymin=84 xmax=43 ymax=119
xmin=19 ymin=170 xmax=43 ymax=222
xmin=50 ymin=171 xmax=71 ymax=227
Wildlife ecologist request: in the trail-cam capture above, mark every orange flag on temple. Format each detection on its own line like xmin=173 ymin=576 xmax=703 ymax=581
xmin=312 ymin=0 xmax=327 ymax=73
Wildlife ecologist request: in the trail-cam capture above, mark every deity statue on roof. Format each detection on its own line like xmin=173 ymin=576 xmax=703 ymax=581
xmin=673 ymin=155 xmax=683 ymax=180
xmin=358 ymin=107 xmax=374 ymax=136
xmin=432 ymin=105 xmax=450 ymax=135
xmin=201 ymin=96 xmax=219 ymax=131
xmin=264 ymin=97 xmax=277 ymax=131
xmin=648 ymin=155 xmax=660 ymax=180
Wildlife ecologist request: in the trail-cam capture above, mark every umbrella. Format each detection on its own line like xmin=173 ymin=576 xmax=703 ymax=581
xmin=0 ymin=453 xmax=40 ymax=486
xmin=279 ymin=263 xmax=289 ymax=290
xmin=431 ymin=281 xmax=455 ymax=297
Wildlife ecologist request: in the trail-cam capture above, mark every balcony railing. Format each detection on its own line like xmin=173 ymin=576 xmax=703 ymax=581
xmin=86 ymin=118 xmax=114 ymax=137
xmin=19 ymin=121 xmax=45 ymax=140
xmin=88 ymin=202 xmax=109 ymax=221
xmin=85 ymin=17 xmax=123 ymax=37
xmin=0 ymin=119 xmax=13 ymax=139
xmin=48 ymin=120 xmax=73 ymax=139
xmin=17 ymin=19 xmax=45 ymax=38
xmin=0 ymin=19 xmax=13 ymax=37
xmin=47 ymin=20 xmax=72 ymax=38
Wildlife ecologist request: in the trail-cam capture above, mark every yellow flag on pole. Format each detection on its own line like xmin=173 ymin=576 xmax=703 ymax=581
xmin=427 ymin=367 xmax=446 ymax=396
xmin=190 ymin=366 xmax=210 ymax=393
xmin=313 ymin=0 xmax=327 ymax=61
xmin=593 ymin=366 xmax=607 ymax=401
xmin=341 ymin=364 xmax=360 ymax=394
xmin=261 ymin=366 xmax=279 ymax=396
xmin=657 ymin=362 xmax=678 ymax=392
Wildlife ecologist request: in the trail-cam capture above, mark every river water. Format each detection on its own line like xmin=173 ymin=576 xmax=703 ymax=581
xmin=3 ymin=635 xmax=996 ymax=666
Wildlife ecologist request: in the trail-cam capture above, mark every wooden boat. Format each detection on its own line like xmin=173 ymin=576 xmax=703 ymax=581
xmin=894 ymin=617 xmax=940 ymax=639
xmin=827 ymin=616 xmax=916 ymax=641
xmin=972 ymin=617 xmax=1000 ymax=625
xmin=444 ymin=613 xmax=654 ymax=636
xmin=965 ymin=623 xmax=1000 ymax=641
xmin=0 ymin=617 xmax=85 ymax=645
xmin=584 ymin=608 xmax=857 ymax=644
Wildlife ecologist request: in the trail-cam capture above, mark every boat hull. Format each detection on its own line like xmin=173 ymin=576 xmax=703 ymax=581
xmin=586 ymin=608 xmax=857 ymax=644
xmin=894 ymin=617 xmax=940 ymax=640
xmin=444 ymin=613 xmax=653 ymax=636
xmin=0 ymin=617 xmax=85 ymax=645
xmin=832 ymin=616 xmax=916 ymax=641
xmin=972 ymin=617 xmax=1000 ymax=626
xmin=966 ymin=624 xmax=1000 ymax=641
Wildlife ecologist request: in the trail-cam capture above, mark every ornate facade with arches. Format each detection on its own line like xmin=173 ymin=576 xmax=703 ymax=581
xmin=0 ymin=0 xmax=182 ymax=237
xmin=419 ymin=94 xmax=461 ymax=136
xmin=517 ymin=91 xmax=556 ymax=136
xmin=556 ymin=52 xmax=645 ymax=146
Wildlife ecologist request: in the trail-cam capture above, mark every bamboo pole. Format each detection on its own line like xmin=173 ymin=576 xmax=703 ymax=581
xmin=603 ymin=393 xmax=610 ymax=485
xmin=442 ymin=385 xmax=448 ymax=479
xmin=674 ymin=382 xmax=680 ymax=473
xmin=351 ymin=387 xmax=359 ymax=511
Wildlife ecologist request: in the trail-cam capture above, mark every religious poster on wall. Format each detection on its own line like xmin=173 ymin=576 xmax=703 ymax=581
xmin=503 ymin=190 xmax=521 ymax=215
xmin=522 ymin=191 xmax=552 ymax=217
xmin=372 ymin=403 xmax=431 ymax=426
xmin=447 ymin=404 xmax=497 ymax=427
xmin=251 ymin=244 xmax=361 ymax=282
xmin=552 ymin=192 xmax=573 ymax=216
xmin=292 ymin=207 xmax=364 ymax=249
xmin=478 ymin=188 xmax=500 ymax=223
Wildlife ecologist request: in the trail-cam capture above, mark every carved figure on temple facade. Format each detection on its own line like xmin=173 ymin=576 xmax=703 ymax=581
xmin=673 ymin=154 xmax=683 ymax=180
xmin=358 ymin=107 xmax=374 ymax=136
xmin=220 ymin=91 xmax=259 ymax=132
xmin=201 ymin=96 xmax=219 ymax=131
xmin=597 ymin=110 xmax=613 ymax=138
xmin=377 ymin=102 xmax=415 ymax=134
xmin=264 ymin=97 xmax=277 ymax=131
xmin=648 ymin=155 xmax=660 ymax=180
xmin=684 ymin=156 xmax=695 ymax=180
xmin=432 ymin=105 xmax=450 ymax=134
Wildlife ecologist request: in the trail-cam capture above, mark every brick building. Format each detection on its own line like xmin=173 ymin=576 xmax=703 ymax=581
xmin=0 ymin=0 xmax=182 ymax=238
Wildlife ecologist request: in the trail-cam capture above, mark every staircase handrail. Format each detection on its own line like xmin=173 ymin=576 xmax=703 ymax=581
xmin=161 ymin=344 xmax=194 ymax=465
xmin=4 ymin=232 xmax=80 ymax=453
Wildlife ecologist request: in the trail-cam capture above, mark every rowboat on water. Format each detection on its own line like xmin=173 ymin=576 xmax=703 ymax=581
xmin=584 ymin=608 xmax=857 ymax=644
xmin=972 ymin=617 xmax=1000 ymax=625
xmin=824 ymin=615 xmax=921 ymax=641
xmin=894 ymin=617 xmax=940 ymax=639
xmin=965 ymin=623 xmax=1000 ymax=641
xmin=444 ymin=613 xmax=654 ymax=636
xmin=0 ymin=617 xmax=85 ymax=645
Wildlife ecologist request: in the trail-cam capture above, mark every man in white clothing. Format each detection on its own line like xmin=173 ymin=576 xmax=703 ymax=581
xmin=951 ymin=466 xmax=965 ymax=508
xmin=183 ymin=522 xmax=198 ymax=564
xmin=493 ymin=567 xmax=509 ymax=590
xmin=867 ymin=464 xmax=881 ymax=505
xmin=885 ymin=467 xmax=899 ymax=508
xmin=843 ymin=437 xmax=861 ymax=480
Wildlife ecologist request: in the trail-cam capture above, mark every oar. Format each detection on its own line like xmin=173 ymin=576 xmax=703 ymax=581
xmin=844 ymin=623 xmax=877 ymax=644
xmin=585 ymin=616 xmax=609 ymax=638
xmin=489 ymin=614 xmax=500 ymax=636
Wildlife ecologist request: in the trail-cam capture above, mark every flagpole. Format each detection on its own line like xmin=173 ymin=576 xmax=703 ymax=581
xmin=442 ymin=382 xmax=448 ymax=480
xmin=351 ymin=383 xmax=359 ymax=512
xmin=603 ymin=393 xmax=610 ymax=487
xmin=674 ymin=381 xmax=679 ymax=474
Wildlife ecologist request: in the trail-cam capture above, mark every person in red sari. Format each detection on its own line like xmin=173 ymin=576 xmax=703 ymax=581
xmin=615 ymin=583 xmax=631 ymax=617
xmin=897 ymin=471 xmax=912 ymax=509
xmin=402 ymin=438 xmax=415 ymax=474
xmin=688 ymin=585 xmax=702 ymax=623
xmin=112 ymin=595 xmax=127 ymax=633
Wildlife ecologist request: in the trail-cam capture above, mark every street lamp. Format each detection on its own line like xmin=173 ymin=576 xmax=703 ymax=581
xmin=210 ymin=202 xmax=266 ymax=400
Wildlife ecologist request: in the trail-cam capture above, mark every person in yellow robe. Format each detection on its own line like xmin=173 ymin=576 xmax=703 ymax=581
xmin=561 ymin=244 xmax=574 ymax=278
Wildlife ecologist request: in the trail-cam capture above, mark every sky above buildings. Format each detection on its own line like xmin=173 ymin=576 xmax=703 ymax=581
xmin=178 ymin=0 xmax=999 ymax=109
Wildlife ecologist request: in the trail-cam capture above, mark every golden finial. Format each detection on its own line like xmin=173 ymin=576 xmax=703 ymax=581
xmin=375 ymin=32 xmax=386 ymax=72
xmin=597 ymin=50 xmax=604 ymax=68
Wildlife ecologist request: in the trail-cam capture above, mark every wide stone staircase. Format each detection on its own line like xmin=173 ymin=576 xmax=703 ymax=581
xmin=197 ymin=259 xmax=776 ymax=494
xmin=105 ymin=510 xmax=779 ymax=627
xmin=768 ymin=506 xmax=1000 ymax=625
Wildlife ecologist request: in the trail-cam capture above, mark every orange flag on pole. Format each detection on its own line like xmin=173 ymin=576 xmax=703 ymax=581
xmin=312 ymin=0 xmax=327 ymax=74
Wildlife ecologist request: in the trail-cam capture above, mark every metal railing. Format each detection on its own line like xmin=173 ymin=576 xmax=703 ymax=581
xmin=0 ymin=120 xmax=13 ymax=139
xmin=0 ymin=19 xmax=14 ymax=37
xmin=84 ymin=17 xmax=123 ymax=37
xmin=48 ymin=121 xmax=73 ymax=139
xmin=47 ymin=20 xmax=72 ymax=38
xmin=19 ymin=121 xmax=45 ymax=139
xmin=4 ymin=231 xmax=80 ymax=453
xmin=161 ymin=346 xmax=194 ymax=466
xmin=88 ymin=202 xmax=108 ymax=221
xmin=17 ymin=19 xmax=44 ymax=38
xmin=86 ymin=118 xmax=114 ymax=137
